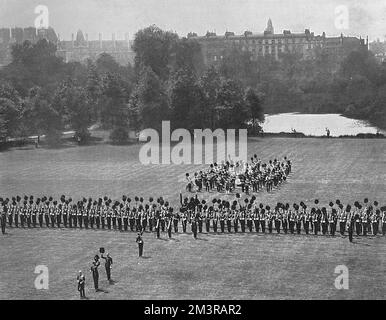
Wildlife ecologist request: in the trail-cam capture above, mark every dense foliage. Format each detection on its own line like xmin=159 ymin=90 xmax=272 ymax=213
xmin=1 ymin=25 xmax=385 ymax=146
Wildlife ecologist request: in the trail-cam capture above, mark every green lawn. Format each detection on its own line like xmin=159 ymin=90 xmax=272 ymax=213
xmin=0 ymin=137 xmax=385 ymax=300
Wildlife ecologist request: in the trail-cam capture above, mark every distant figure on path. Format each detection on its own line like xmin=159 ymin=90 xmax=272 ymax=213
xmin=326 ymin=128 xmax=331 ymax=138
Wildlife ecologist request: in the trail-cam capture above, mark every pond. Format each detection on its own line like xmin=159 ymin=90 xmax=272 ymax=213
xmin=261 ymin=113 xmax=385 ymax=137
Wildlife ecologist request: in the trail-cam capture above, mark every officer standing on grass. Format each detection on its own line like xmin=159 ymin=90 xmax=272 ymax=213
xmin=90 ymin=255 xmax=101 ymax=292
xmin=136 ymin=232 xmax=144 ymax=257
xmin=101 ymin=252 xmax=113 ymax=282
xmin=77 ymin=270 xmax=86 ymax=299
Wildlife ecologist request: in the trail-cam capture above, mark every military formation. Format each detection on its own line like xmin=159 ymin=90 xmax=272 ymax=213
xmin=186 ymin=156 xmax=292 ymax=194
xmin=1 ymin=194 xmax=385 ymax=238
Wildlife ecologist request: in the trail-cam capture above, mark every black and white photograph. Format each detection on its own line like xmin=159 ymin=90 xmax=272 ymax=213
xmin=0 ymin=0 xmax=385 ymax=305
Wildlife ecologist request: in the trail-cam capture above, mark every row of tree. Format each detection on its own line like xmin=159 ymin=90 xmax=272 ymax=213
xmin=0 ymin=25 xmax=264 ymax=145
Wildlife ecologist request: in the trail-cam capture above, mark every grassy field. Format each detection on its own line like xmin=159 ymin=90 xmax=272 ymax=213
xmin=0 ymin=137 xmax=385 ymax=300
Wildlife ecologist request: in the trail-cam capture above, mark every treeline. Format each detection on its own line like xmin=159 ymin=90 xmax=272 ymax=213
xmin=0 ymin=25 xmax=264 ymax=146
xmin=1 ymin=24 xmax=385 ymax=147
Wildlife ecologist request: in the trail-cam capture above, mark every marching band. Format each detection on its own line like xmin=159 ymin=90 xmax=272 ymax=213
xmin=186 ymin=156 xmax=292 ymax=194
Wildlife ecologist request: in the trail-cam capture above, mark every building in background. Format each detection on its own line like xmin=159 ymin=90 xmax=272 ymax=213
xmin=188 ymin=19 xmax=368 ymax=66
xmin=0 ymin=27 xmax=135 ymax=67
xmin=56 ymin=30 xmax=135 ymax=66
xmin=0 ymin=27 xmax=58 ymax=67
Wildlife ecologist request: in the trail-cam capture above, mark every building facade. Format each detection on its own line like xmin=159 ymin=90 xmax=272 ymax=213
xmin=0 ymin=27 xmax=135 ymax=67
xmin=56 ymin=30 xmax=135 ymax=66
xmin=188 ymin=19 xmax=368 ymax=65
xmin=0 ymin=27 xmax=58 ymax=67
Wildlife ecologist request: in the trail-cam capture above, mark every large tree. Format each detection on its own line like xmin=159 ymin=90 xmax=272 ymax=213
xmin=133 ymin=25 xmax=179 ymax=80
xmin=216 ymin=79 xmax=249 ymax=129
xmin=130 ymin=66 xmax=169 ymax=131
xmin=245 ymin=88 xmax=265 ymax=130
xmin=169 ymin=68 xmax=203 ymax=130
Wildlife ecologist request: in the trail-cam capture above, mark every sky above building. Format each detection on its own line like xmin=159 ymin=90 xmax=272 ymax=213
xmin=0 ymin=0 xmax=385 ymax=41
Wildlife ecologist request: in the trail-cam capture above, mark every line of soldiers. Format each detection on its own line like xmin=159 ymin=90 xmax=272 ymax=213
xmin=181 ymin=197 xmax=386 ymax=238
xmin=0 ymin=195 xmax=175 ymax=233
xmin=1 ymin=195 xmax=385 ymax=238
xmin=186 ymin=155 xmax=292 ymax=194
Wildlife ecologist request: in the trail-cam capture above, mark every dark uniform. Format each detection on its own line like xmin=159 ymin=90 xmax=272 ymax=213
xmin=101 ymin=253 xmax=113 ymax=281
xmin=90 ymin=256 xmax=100 ymax=291
xmin=136 ymin=233 xmax=144 ymax=257
xmin=77 ymin=272 xmax=86 ymax=299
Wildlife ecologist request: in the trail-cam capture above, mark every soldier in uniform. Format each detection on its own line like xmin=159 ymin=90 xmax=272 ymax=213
xmin=361 ymin=207 xmax=369 ymax=236
xmin=282 ymin=205 xmax=289 ymax=234
xmin=382 ymin=207 xmax=386 ymax=236
xmin=31 ymin=199 xmax=38 ymax=228
xmin=321 ymin=207 xmax=328 ymax=235
xmin=167 ymin=208 xmax=173 ymax=239
xmin=83 ymin=199 xmax=89 ymax=229
xmin=77 ymin=202 xmax=83 ymax=229
xmin=20 ymin=200 xmax=26 ymax=228
xmin=314 ymin=209 xmax=322 ymax=235
xmin=26 ymin=199 xmax=33 ymax=228
xmin=347 ymin=206 xmax=354 ymax=243
xmin=253 ymin=207 xmax=259 ymax=233
xmin=14 ymin=197 xmax=21 ymax=228
xmin=289 ymin=206 xmax=295 ymax=234
xmin=117 ymin=204 xmax=123 ymax=231
xmin=354 ymin=202 xmax=362 ymax=236
xmin=181 ymin=208 xmax=187 ymax=233
xmin=136 ymin=232 xmax=144 ymax=257
xmin=226 ymin=210 xmax=232 ymax=233
xmin=219 ymin=209 xmax=225 ymax=233
xmin=63 ymin=201 xmax=68 ymax=228
xmin=204 ymin=206 xmax=210 ymax=233
xmin=160 ymin=207 xmax=166 ymax=233
xmin=101 ymin=252 xmax=113 ymax=282
xmin=155 ymin=210 xmax=161 ymax=239
xmin=240 ymin=207 xmax=246 ymax=233
xmin=212 ymin=208 xmax=218 ymax=233
xmin=89 ymin=202 xmax=96 ymax=229
xmin=295 ymin=205 xmax=302 ymax=235
xmin=56 ymin=204 xmax=62 ymax=229
xmin=77 ymin=271 xmax=86 ymax=299
xmin=1 ymin=201 xmax=6 ymax=235
xmin=246 ymin=205 xmax=253 ymax=233
xmin=68 ymin=204 xmax=74 ymax=228
xmin=233 ymin=207 xmax=240 ymax=233
xmin=173 ymin=209 xmax=179 ymax=233
xmin=329 ymin=208 xmax=337 ymax=236
xmin=123 ymin=203 xmax=129 ymax=232
xmin=303 ymin=205 xmax=310 ymax=235
xmin=90 ymin=255 xmax=100 ymax=292
xmin=37 ymin=200 xmax=44 ymax=228
xmin=338 ymin=204 xmax=345 ymax=236
xmin=372 ymin=209 xmax=379 ymax=236
xmin=260 ymin=208 xmax=266 ymax=233
xmin=106 ymin=202 xmax=112 ymax=230
xmin=197 ymin=208 xmax=203 ymax=234
xmin=111 ymin=203 xmax=117 ymax=230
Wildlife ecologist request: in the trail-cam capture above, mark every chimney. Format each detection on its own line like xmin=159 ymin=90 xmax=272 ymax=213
xmin=99 ymin=33 xmax=102 ymax=49
xmin=71 ymin=33 xmax=74 ymax=48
